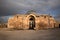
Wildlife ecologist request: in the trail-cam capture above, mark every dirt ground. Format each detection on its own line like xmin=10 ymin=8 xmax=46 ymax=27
xmin=0 ymin=28 xmax=60 ymax=40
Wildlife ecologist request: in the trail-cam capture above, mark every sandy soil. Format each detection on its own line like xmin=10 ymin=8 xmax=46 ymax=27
xmin=0 ymin=28 xmax=60 ymax=40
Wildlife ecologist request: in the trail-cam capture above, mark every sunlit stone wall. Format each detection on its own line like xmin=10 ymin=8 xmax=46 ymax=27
xmin=8 ymin=15 xmax=23 ymax=29
xmin=36 ymin=15 xmax=56 ymax=29
xmin=8 ymin=13 xmax=56 ymax=30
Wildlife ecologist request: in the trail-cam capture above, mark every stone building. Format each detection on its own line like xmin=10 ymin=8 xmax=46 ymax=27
xmin=8 ymin=10 xmax=56 ymax=30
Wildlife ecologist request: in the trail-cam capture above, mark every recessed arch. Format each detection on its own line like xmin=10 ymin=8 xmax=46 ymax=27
xmin=29 ymin=15 xmax=35 ymax=29
xmin=26 ymin=14 xmax=36 ymax=19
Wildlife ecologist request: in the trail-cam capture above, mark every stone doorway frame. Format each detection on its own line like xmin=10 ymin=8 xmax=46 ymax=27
xmin=26 ymin=14 xmax=37 ymax=30
xmin=29 ymin=15 xmax=35 ymax=29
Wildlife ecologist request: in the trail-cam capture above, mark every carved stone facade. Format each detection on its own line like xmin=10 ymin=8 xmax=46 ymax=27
xmin=8 ymin=11 xmax=56 ymax=30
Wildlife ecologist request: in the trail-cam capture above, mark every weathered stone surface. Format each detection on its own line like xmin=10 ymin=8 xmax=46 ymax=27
xmin=8 ymin=11 xmax=56 ymax=30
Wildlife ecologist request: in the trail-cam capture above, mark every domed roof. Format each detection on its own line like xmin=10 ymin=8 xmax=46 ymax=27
xmin=26 ymin=10 xmax=36 ymax=15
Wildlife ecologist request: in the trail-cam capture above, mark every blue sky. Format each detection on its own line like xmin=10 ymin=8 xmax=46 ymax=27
xmin=0 ymin=0 xmax=60 ymax=22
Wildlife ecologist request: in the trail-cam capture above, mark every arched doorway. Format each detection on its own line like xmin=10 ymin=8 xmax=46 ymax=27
xmin=29 ymin=15 xmax=35 ymax=29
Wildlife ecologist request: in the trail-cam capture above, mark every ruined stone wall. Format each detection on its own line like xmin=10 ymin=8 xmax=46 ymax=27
xmin=22 ymin=16 xmax=29 ymax=29
xmin=36 ymin=15 xmax=56 ymax=29
xmin=8 ymin=15 xmax=23 ymax=29
xmin=8 ymin=14 xmax=56 ymax=30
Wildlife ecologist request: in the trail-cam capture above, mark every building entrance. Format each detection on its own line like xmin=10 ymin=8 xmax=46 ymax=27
xmin=29 ymin=15 xmax=35 ymax=29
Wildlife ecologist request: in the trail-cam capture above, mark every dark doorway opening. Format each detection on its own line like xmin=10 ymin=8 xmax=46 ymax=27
xmin=29 ymin=15 xmax=35 ymax=30
xmin=59 ymin=24 xmax=60 ymax=28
